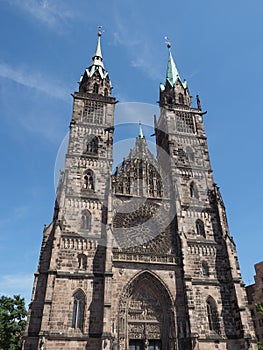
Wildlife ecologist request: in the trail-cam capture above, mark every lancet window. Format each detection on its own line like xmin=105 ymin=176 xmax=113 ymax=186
xmin=84 ymin=170 xmax=94 ymax=190
xmin=71 ymin=290 xmax=85 ymax=330
xmin=81 ymin=210 xmax=91 ymax=231
xmin=178 ymin=93 xmax=184 ymax=104
xmin=196 ymin=219 xmax=205 ymax=237
xmin=190 ymin=182 xmax=199 ymax=199
xmin=86 ymin=135 xmax=98 ymax=155
xmin=78 ymin=254 xmax=87 ymax=270
xmin=186 ymin=146 xmax=195 ymax=163
xmin=206 ymin=297 xmax=220 ymax=334
xmin=202 ymin=261 xmax=209 ymax=276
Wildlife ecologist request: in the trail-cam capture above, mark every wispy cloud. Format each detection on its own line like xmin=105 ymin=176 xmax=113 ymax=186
xmin=0 ymin=274 xmax=33 ymax=303
xmin=111 ymin=3 xmax=163 ymax=81
xmin=6 ymin=0 xmax=74 ymax=30
xmin=0 ymin=62 xmax=69 ymax=101
xmin=0 ymin=206 xmax=30 ymax=230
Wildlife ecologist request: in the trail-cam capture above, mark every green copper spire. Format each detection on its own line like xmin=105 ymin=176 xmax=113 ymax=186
xmin=165 ymin=38 xmax=181 ymax=87
xmin=138 ymin=121 xmax=144 ymax=139
xmin=80 ymin=27 xmax=109 ymax=82
xmin=166 ymin=49 xmax=180 ymax=86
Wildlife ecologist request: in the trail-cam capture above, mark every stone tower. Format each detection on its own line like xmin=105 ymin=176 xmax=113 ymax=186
xmin=23 ymin=33 xmax=256 ymax=350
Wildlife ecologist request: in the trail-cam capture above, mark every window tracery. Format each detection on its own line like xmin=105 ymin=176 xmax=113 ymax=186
xmin=206 ymin=297 xmax=220 ymax=334
xmin=83 ymin=100 xmax=104 ymax=124
xmin=71 ymin=290 xmax=85 ymax=330
xmin=81 ymin=209 xmax=91 ymax=231
xmin=86 ymin=135 xmax=98 ymax=155
xmin=176 ymin=111 xmax=195 ymax=134
xmin=83 ymin=170 xmax=94 ymax=190
xmin=196 ymin=219 xmax=205 ymax=237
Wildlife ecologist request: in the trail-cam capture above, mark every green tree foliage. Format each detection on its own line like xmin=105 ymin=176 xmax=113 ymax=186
xmin=0 ymin=295 xmax=27 ymax=350
xmin=256 ymin=303 xmax=263 ymax=350
xmin=256 ymin=302 xmax=263 ymax=315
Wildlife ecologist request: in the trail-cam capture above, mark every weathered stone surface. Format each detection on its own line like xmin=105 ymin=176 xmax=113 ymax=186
xmin=23 ymin=34 xmax=256 ymax=350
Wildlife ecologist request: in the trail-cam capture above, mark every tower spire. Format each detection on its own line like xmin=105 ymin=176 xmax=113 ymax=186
xmin=79 ymin=26 xmax=111 ymax=94
xmin=165 ymin=37 xmax=181 ymax=86
xmin=138 ymin=121 xmax=144 ymax=139
xmin=90 ymin=26 xmax=104 ymax=69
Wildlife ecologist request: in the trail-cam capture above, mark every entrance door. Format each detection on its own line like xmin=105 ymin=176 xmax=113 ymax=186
xmin=129 ymin=340 xmax=144 ymax=350
xmin=148 ymin=340 xmax=162 ymax=350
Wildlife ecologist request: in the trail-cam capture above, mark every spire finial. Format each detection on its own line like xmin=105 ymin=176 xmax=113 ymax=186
xmin=164 ymin=36 xmax=171 ymax=49
xmin=138 ymin=121 xmax=144 ymax=139
xmin=98 ymin=25 xmax=103 ymax=37
xmin=89 ymin=26 xmax=104 ymax=69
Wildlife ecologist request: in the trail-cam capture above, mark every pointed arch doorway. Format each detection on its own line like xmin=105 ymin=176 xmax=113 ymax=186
xmin=118 ymin=272 xmax=176 ymax=350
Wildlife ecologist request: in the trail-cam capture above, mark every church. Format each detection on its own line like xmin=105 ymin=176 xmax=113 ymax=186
xmin=23 ymin=30 xmax=256 ymax=350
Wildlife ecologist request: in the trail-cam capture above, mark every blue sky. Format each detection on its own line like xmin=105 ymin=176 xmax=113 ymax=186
xmin=0 ymin=0 xmax=262 ymax=304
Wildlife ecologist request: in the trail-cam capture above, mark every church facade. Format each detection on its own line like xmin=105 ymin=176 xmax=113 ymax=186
xmin=23 ymin=31 xmax=256 ymax=350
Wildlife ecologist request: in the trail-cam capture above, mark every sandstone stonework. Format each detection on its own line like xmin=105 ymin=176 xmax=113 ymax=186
xmin=246 ymin=261 xmax=263 ymax=345
xmin=23 ymin=31 xmax=256 ymax=350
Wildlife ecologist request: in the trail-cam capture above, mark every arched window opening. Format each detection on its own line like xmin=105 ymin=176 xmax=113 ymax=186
xmin=167 ymin=96 xmax=173 ymax=105
xmin=104 ymin=88 xmax=108 ymax=96
xmin=72 ymin=291 xmax=85 ymax=330
xmin=156 ymin=178 xmax=162 ymax=197
xmin=149 ymin=169 xmax=155 ymax=196
xmin=125 ymin=176 xmax=131 ymax=194
xmin=84 ymin=170 xmax=94 ymax=190
xmin=78 ymin=254 xmax=87 ymax=270
xmin=206 ymin=297 xmax=220 ymax=334
xmin=93 ymin=83 xmax=99 ymax=94
xmin=86 ymin=135 xmax=98 ymax=155
xmin=178 ymin=148 xmax=186 ymax=163
xmin=81 ymin=210 xmax=91 ymax=231
xmin=196 ymin=219 xmax=205 ymax=237
xmin=178 ymin=93 xmax=184 ymax=104
xmin=190 ymin=182 xmax=199 ymax=199
xmin=202 ymin=261 xmax=209 ymax=276
xmin=186 ymin=146 xmax=194 ymax=163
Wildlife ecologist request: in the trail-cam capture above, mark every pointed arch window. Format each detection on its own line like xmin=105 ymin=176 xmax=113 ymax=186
xmin=93 ymin=83 xmax=99 ymax=94
xmin=72 ymin=290 xmax=85 ymax=330
xmin=81 ymin=210 xmax=91 ymax=231
xmin=86 ymin=135 xmax=98 ymax=155
xmin=78 ymin=254 xmax=87 ymax=270
xmin=104 ymin=88 xmax=108 ymax=96
xmin=156 ymin=178 xmax=162 ymax=197
xmin=149 ymin=169 xmax=155 ymax=196
xmin=202 ymin=261 xmax=209 ymax=276
xmin=178 ymin=93 xmax=184 ymax=104
xmin=196 ymin=219 xmax=205 ymax=237
xmin=84 ymin=170 xmax=94 ymax=190
xmin=186 ymin=146 xmax=194 ymax=163
xmin=190 ymin=182 xmax=199 ymax=199
xmin=206 ymin=297 xmax=220 ymax=334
